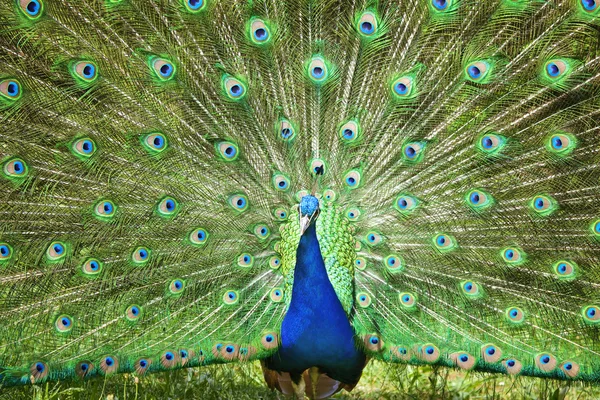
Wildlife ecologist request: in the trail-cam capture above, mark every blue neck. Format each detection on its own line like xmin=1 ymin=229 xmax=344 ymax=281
xmin=268 ymin=222 xmax=365 ymax=383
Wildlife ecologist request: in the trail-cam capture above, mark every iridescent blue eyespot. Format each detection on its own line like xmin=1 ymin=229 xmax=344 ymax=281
xmin=581 ymin=0 xmax=597 ymax=11
xmin=547 ymin=62 xmax=560 ymax=77
xmin=432 ymin=0 xmax=448 ymax=10
xmin=468 ymin=65 xmax=481 ymax=79
xmin=395 ymin=82 xmax=408 ymax=95
xmin=187 ymin=0 xmax=204 ymax=10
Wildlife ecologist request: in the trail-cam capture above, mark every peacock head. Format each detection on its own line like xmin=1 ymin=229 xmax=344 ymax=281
xmin=299 ymin=195 xmax=320 ymax=235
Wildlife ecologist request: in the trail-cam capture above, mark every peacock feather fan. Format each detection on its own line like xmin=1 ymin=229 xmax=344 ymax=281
xmin=1 ymin=0 xmax=600 ymax=397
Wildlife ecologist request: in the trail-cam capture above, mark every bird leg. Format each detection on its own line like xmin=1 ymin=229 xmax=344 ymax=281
xmin=290 ymin=372 xmax=306 ymax=399
xmin=308 ymin=367 xmax=320 ymax=398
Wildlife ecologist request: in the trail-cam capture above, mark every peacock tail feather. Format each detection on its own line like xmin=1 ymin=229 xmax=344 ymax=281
xmin=1 ymin=0 xmax=600 ymax=390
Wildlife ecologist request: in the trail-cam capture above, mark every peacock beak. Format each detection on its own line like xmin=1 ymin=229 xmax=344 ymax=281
xmin=299 ymin=214 xmax=311 ymax=235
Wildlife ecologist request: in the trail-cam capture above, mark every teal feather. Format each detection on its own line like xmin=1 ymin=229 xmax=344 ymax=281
xmin=1 ymin=0 xmax=600 ymax=397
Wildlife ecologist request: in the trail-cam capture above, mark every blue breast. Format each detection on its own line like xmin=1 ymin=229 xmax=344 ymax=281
xmin=267 ymin=223 xmax=365 ymax=384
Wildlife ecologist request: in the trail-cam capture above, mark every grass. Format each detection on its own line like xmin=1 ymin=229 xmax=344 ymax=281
xmin=2 ymin=361 xmax=600 ymax=400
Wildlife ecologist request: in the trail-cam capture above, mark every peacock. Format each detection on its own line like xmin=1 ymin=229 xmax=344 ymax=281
xmin=1 ymin=0 xmax=600 ymax=398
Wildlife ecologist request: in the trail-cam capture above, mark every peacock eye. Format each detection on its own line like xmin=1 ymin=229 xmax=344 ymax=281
xmin=465 ymin=189 xmax=494 ymax=211
xmin=270 ymin=287 xmax=284 ymax=302
xmin=72 ymin=61 xmax=98 ymax=83
xmin=402 ymin=141 xmax=426 ymax=162
xmin=184 ymin=0 xmax=205 ymax=12
xmin=132 ymin=246 xmax=150 ymax=265
xmin=95 ymin=199 xmax=116 ymax=220
xmin=546 ymin=132 xmax=576 ymax=156
xmin=431 ymin=0 xmax=449 ymax=10
xmin=344 ymin=170 xmax=361 ymax=189
xmin=82 ymin=258 xmax=103 ymax=276
xmin=477 ymin=133 xmax=506 ymax=155
xmin=580 ymin=0 xmax=598 ymax=11
xmin=307 ymin=56 xmax=329 ymax=83
xmin=55 ymin=315 xmax=73 ymax=333
xmin=47 ymin=241 xmax=67 ymax=261
xmin=0 ymin=79 xmax=22 ymax=100
xmin=250 ymin=19 xmax=271 ymax=44
xmin=151 ymin=57 xmax=175 ymax=80
xmin=346 ymin=207 xmax=361 ymax=221
xmin=501 ymin=247 xmax=525 ymax=265
xmin=365 ymin=231 xmax=382 ymax=246
xmin=126 ymin=304 xmax=142 ymax=321
xmin=384 ymin=254 xmax=404 ymax=273
xmin=461 ymin=281 xmax=482 ymax=298
xmin=269 ymin=256 xmax=281 ymax=269
xmin=433 ymin=233 xmax=457 ymax=252
xmin=339 ymin=120 xmax=360 ymax=143
xmin=357 ymin=11 xmax=378 ymax=37
xmin=272 ymin=173 xmax=290 ymax=191
xmin=582 ymin=305 xmax=600 ymax=324
xmin=505 ymin=306 xmax=525 ymax=324
xmin=309 ymin=158 xmax=326 ymax=176
xmin=274 ymin=207 xmax=287 ymax=220
xmin=253 ymin=224 xmax=270 ymax=240
xmin=168 ymin=279 xmax=185 ymax=295
xmin=19 ymin=0 xmax=43 ymax=19
xmin=157 ymin=196 xmax=179 ymax=217
xmin=419 ymin=344 xmax=440 ymax=363
xmin=3 ymin=157 xmax=29 ymax=178
xmin=355 ymin=257 xmax=366 ymax=270
xmin=530 ymin=194 xmax=557 ymax=216
xmin=356 ymin=292 xmax=372 ymax=307
xmin=222 ymin=75 xmax=247 ymax=100
xmin=228 ymin=194 xmax=249 ymax=212
xmin=142 ymin=133 xmax=168 ymax=154
xmin=399 ymin=292 xmax=417 ymax=309
xmin=72 ymin=138 xmax=97 ymax=158
xmin=237 ymin=253 xmax=254 ymax=268
xmin=189 ymin=228 xmax=209 ymax=245
xmin=545 ymin=60 xmax=567 ymax=78
xmin=0 ymin=243 xmax=13 ymax=261
xmin=465 ymin=61 xmax=489 ymax=82
xmin=322 ymin=189 xmax=336 ymax=202
xmin=216 ymin=141 xmax=239 ymax=161
xmin=535 ymin=353 xmax=557 ymax=372
xmin=503 ymin=358 xmax=523 ymax=375
xmin=391 ymin=76 xmax=414 ymax=98
xmin=223 ymin=290 xmax=239 ymax=304
xmin=277 ymin=119 xmax=296 ymax=141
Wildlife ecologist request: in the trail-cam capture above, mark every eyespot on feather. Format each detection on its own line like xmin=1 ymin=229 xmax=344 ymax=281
xmin=277 ymin=119 xmax=296 ymax=141
xmin=582 ymin=305 xmax=600 ymax=324
xmin=356 ymin=11 xmax=379 ymax=37
xmin=274 ymin=207 xmax=288 ymax=220
xmin=135 ymin=358 xmax=152 ymax=375
xmin=0 ymin=243 xmax=13 ymax=262
xmin=394 ymin=194 xmax=419 ymax=214
xmin=30 ymin=361 xmax=49 ymax=382
xmin=131 ymin=246 xmax=150 ymax=265
xmin=391 ymin=76 xmax=415 ymax=99
xmin=253 ymin=224 xmax=270 ymax=240
xmin=460 ymin=281 xmax=483 ymax=298
xmin=503 ymin=358 xmax=522 ymax=375
xmin=339 ymin=120 xmax=361 ymax=143
xmin=71 ymin=138 xmax=97 ymax=159
xmin=81 ymin=258 xmax=102 ymax=277
xmin=346 ymin=207 xmax=361 ymax=221
xmin=450 ymin=352 xmax=476 ymax=370
xmin=384 ymin=254 xmax=404 ymax=273
xmin=3 ymin=157 xmax=29 ymax=178
xmin=222 ymin=75 xmax=247 ymax=100
xmin=261 ymin=332 xmax=279 ymax=350
xmin=156 ymin=196 xmax=179 ymax=218
xmin=142 ymin=133 xmax=168 ymax=154
xmin=309 ymin=158 xmax=327 ymax=176
xmin=546 ymin=132 xmax=576 ymax=156
xmin=391 ymin=346 xmax=411 ymax=361
xmin=160 ymin=350 xmax=180 ymax=369
xmin=249 ymin=19 xmax=271 ymax=44
xmin=418 ymin=344 xmax=440 ymax=363
xmin=182 ymin=0 xmax=206 ymax=13
xmin=270 ymin=287 xmax=283 ymax=302
xmin=529 ymin=194 xmax=557 ymax=216
xmin=465 ymin=189 xmax=494 ymax=211
xmin=168 ymin=279 xmax=185 ymax=296
xmin=46 ymin=241 xmax=67 ymax=261
xmin=55 ymin=315 xmax=74 ymax=333
xmin=355 ymin=256 xmax=366 ymax=270
xmin=216 ymin=141 xmax=239 ymax=161
xmin=364 ymin=335 xmax=384 ymax=352
xmin=501 ymin=247 xmax=525 ymax=265
xmin=18 ymin=0 xmax=43 ymax=19
xmin=365 ymin=231 xmax=382 ymax=246
xmin=94 ymin=199 xmax=116 ymax=220
xmin=125 ymin=304 xmax=142 ymax=322
xmin=476 ymin=132 xmax=506 ymax=155
xmin=223 ymin=290 xmax=239 ymax=305
xmin=399 ymin=292 xmax=417 ymax=310
xmin=100 ymin=356 xmax=119 ymax=375
xmin=402 ymin=141 xmax=426 ymax=162
xmin=356 ymin=292 xmax=372 ymax=308
xmin=481 ymin=344 xmax=502 ymax=363
xmin=344 ymin=170 xmax=361 ymax=189
xmin=432 ymin=233 xmax=457 ymax=252
xmin=560 ymin=361 xmax=580 ymax=378
xmin=272 ymin=173 xmax=290 ymax=191
xmin=72 ymin=61 xmax=98 ymax=83
xmin=189 ymin=228 xmax=209 ymax=245
xmin=150 ymin=57 xmax=176 ymax=81
xmin=465 ymin=61 xmax=490 ymax=82
xmin=269 ymin=256 xmax=281 ymax=269
xmin=237 ymin=253 xmax=254 ymax=268
xmin=535 ymin=353 xmax=557 ymax=372
xmin=552 ymin=260 xmax=576 ymax=280
xmin=228 ymin=194 xmax=249 ymax=212
xmin=75 ymin=361 xmax=94 ymax=379
xmin=307 ymin=56 xmax=330 ymax=84
xmin=505 ymin=306 xmax=525 ymax=324
xmin=0 ymin=79 xmax=22 ymax=100
xmin=220 ymin=344 xmax=239 ymax=360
